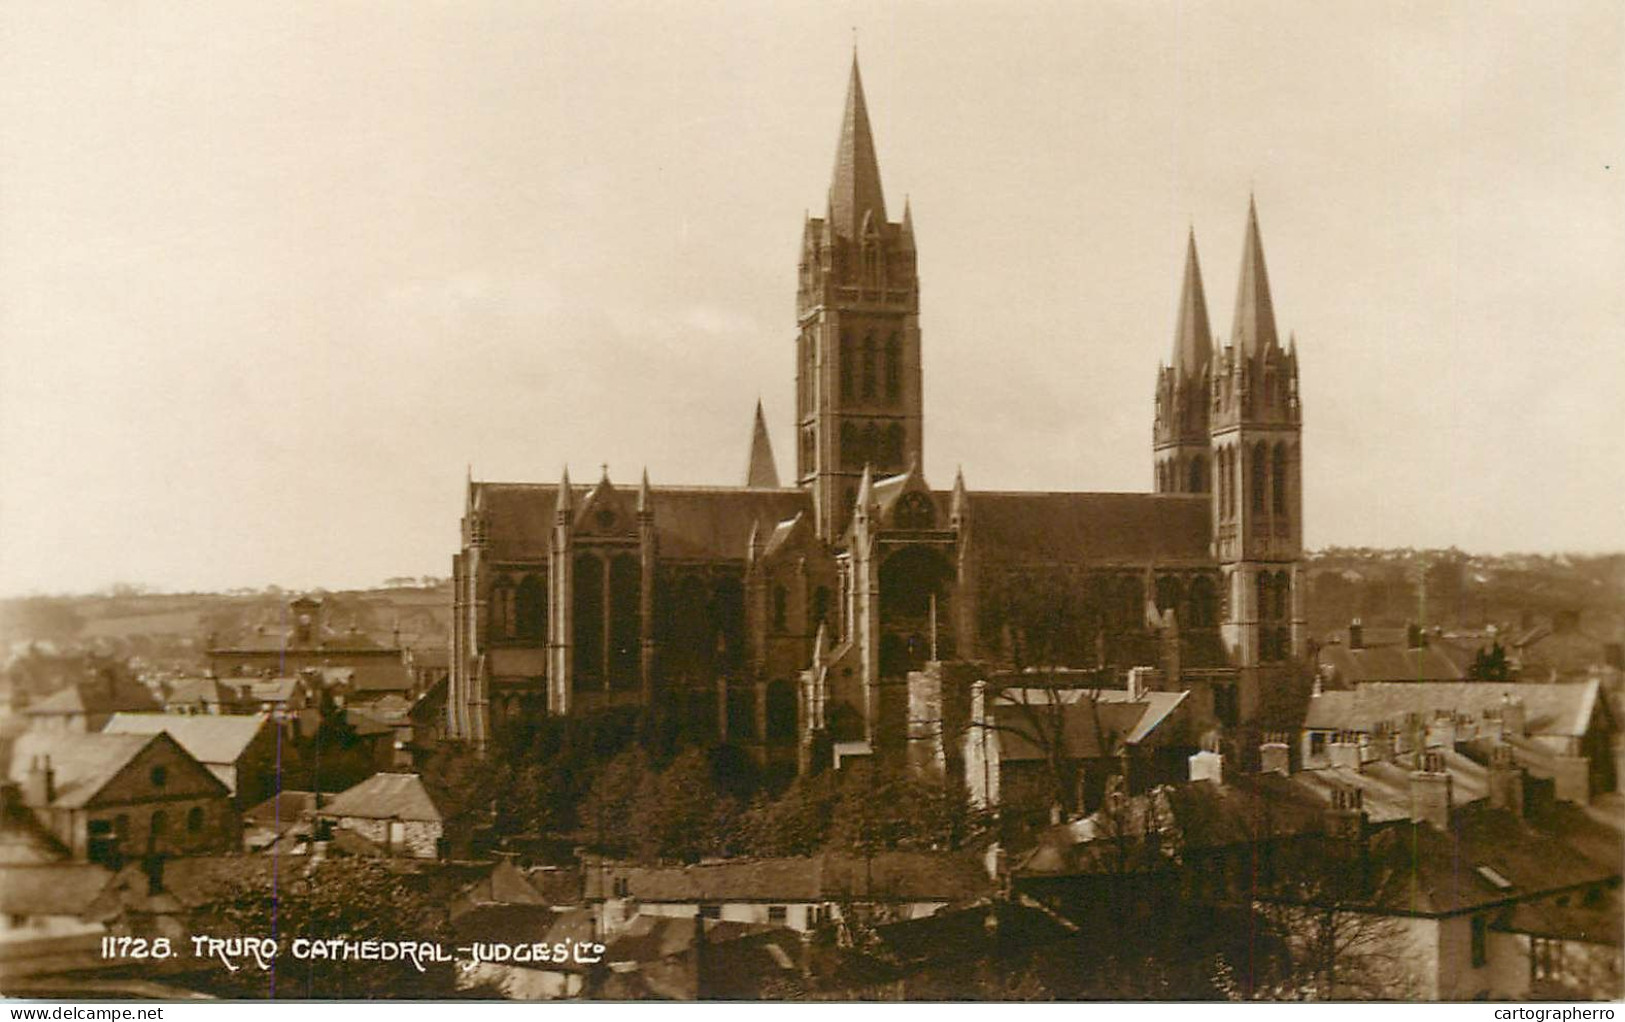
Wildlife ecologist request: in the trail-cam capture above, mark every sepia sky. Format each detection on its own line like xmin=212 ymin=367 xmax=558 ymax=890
xmin=1 ymin=1 xmax=1621 ymax=596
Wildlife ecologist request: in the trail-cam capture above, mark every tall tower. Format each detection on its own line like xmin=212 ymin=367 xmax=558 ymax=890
xmin=1210 ymin=199 xmax=1305 ymax=689
xmin=1154 ymin=231 xmax=1215 ymax=495
xmin=796 ymin=56 xmax=923 ymax=541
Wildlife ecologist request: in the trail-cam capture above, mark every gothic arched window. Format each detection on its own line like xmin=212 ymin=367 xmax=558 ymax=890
xmin=886 ymin=423 xmax=904 ymax=466
xmin=864 ymin=422 xmax=881 ymax=467
xmin=1251 ymin=441 xmax=1267 ymax=514
xmin=862 ymin=336 xmax=877 ymax=398
xmin=840 ymin=333 xmax=854 ymax=400
xmin=772 ymin=584 xmax=788 ymax=632
xmin=885 ymin=334 xmax=901 ymax=404
xmin=490 ymin=576 xmax=517 ymax=639
xmin=1189 ymin=455 xmax=1207 ymax=494
xmin=1273 ymin=443 xmax=1289 ymax=515
xmin=516 ymin=574 xmax=547 ymax=640
xmin=841 ymin=422 xmax=858 ymax=468
xmin=895 ymin=491 xmax=935 ymax=529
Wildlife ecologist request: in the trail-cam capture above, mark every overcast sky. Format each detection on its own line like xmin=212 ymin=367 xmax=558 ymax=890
xmin=1 ymin=1 xmax=1620 ymax=596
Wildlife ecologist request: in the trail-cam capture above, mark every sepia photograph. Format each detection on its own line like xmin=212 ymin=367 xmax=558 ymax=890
xmin=0 ymin=0 xmax=1621 ymax=1007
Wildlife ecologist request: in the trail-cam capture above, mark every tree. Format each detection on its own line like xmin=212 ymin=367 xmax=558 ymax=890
xmin=1468 ymin=641 xmax=1512 ymax=682
xmin=189 ymin=859 xmax=466 ymax=999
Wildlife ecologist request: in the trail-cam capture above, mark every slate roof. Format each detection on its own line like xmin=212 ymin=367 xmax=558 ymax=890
xmin=1494 ymin=888 xmax=1622 ymax=946
xmin=991 ymin=688 xmax=1191 ymax=760
xmin=475 ymin=483 xmax=813 ymax=562
xmin=1303 ymin=680 xmax=1605 ymax=738
xmin=1317 ymin=643 xmax=1465 ymax=684
xmin=0 ymin=863 xmax=113 ymax=917
xmin=0 ymin=794 xmax=69 ymax=864
xmin=585 ymin=852 xmax=990 ymax=904
xmin=319 ymin=772 xmax=448 ymax=822
xmin=163 ymin=677 xmax=232 ymax=708
xmin=7 ymin=732 xmax=162 ymax=809
xmin=24 ymin=679 xmax=159 ymax=717
xmin=243 ymin=790 xmax=318 ymax=832
xmin=962 ymin=491 xmax=1211 ymax=565
xmin=104 ymin=712 xmax=270 ymax=766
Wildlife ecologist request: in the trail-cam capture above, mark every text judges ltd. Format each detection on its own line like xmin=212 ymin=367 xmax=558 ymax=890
xmin=101 ymin=935 xmax=607 ymax=972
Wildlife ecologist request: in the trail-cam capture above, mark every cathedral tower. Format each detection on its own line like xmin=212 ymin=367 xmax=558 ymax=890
xmin=796 ymin=56 xmax=923 ymax=541
xmin=1209 ymin=199 xmax=1305 ymax=686
xmin=1154 ymin=231 xmax=1215 ymax=495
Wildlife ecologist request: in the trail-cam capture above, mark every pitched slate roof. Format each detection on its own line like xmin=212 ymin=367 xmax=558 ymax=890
xmin=1303 ymin=680 xmax=1604 ymax=739
xmin=24 ymin=679 xmax=159 ymax=717
xmin=963 ymin=491 xmax=1211 ymax=565
xmin=319 ymin=772 xmax=447 ymax=822
xmin=475 ymin=482 xmax=813 ymax=562
xmin=7 ymin=732 xmax=161 ymax=809
xmin=104 ymin=712 xmax=270 ymax=767
xmin=1317 ymin=643 xmax=1465 ymax=684
xmin=991 ymin=688 xmax=1191 ymax=760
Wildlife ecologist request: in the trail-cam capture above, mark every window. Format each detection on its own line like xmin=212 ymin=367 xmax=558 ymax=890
xmin=1251 ymin=441 xmax=1267 ymax=513
xmin=1531 ymin=936 xmax=1561 ymax=981
xmin=1273 ymin=443 xmax=1289 ymax=515
xmin=150 ymin=810 xmax=168 ymax=839
xmin=187 ymin=806 xmax=204 ymax=833
xmin=768 ymin=905 xmax=788 ymax=925
xmin=840 ymin=334 xmax=854 ymax=399
xmin=772 ymin=585 xmax=788 ymax=632
xmin=149 ymin=765 xmax=168 ymax=788
xmin=884 ymin=335 xmax=901 ymax=404
xmin=613 ymin=877 xmax=630 ymax=898
xmin=699 ymin=905 xmax=721 ymax=920
xmin=862 ymin=336 xmax=876 ymax=398
xmin=1471 ymin=914 xmax=1488 ymax=968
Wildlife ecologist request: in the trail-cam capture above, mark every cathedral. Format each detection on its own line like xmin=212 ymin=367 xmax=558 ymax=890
xmin=447 ymin=57 xmax=1307 ymax=773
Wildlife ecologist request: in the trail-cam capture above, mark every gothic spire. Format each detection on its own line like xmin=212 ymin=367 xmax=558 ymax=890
xmin=1173 ymin=229 xmax=1213 ymax=378
xmin=637 ymin=467 xmax=653 ymax=514
xmin=1231 ymin=196 xmax=1281 ymax=357
xmin=828 ymin=55 xmax=887 ymax=241
xmin=557 ymin=466 xmax=573 ymax=514
xmin=745 ymin=399 xmax=780 ymax=488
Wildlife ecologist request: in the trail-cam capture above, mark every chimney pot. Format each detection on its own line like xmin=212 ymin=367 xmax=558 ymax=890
xmin=1349 ymin=618 xmax=1365 ymax=651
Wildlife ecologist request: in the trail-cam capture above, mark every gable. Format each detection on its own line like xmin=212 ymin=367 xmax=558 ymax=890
xmin=88 ymin=733 xmax=229 ymax=808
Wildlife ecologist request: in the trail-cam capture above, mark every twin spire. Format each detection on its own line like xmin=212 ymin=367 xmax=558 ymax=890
xmin=1171 ymin=197 xmax=1284 ymax=374
xmin=828 ymin=55 xmax=888 ymax=240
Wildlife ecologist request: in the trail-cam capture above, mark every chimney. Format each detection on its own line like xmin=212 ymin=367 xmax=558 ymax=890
xmin=24 ymin=756 xmax=56 ymax=806
xmin=1126 ymin=666 xmax=1154 ymax=700
xmin=1369 ymin=721 xmax=1396 ymax=762
xmin=1487 ymin=744 xmax=1526 ymax=817
xmin=1426 ymin=711 xmax=1458 ymax=751
xmin=1409 ymin=750 xmax=1453 ymax=829
xmin=1406 ymin=622 xmax=1425 ymax=649
xmin=1188 ymin=736 xmax=1224 ymax=784
xmin=1259 ymin=733 xmax=1290 ymax=776
xmin=1328 ymin=731 xmax=1363 ymax=772
xmin=1499 ymin=693 xmax=1526 ymax=739
xmin=1326 ymin=784 xmax=1368 ymax=845
xmin=1348 ymin=618 xmax=1364 ymax=651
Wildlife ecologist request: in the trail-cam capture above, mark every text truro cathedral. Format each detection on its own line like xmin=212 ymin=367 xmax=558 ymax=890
xmin=448 ymin=58 xmax=1307 ymax=773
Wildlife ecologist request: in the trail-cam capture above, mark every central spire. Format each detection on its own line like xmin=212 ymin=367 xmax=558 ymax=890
xmin=1231 ymin=197 xmax=1280 ymax=356
xmin=829 ymin=54 xmax=887 ymax=240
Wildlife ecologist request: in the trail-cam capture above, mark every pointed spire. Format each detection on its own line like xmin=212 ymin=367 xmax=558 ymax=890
xmin=951 ymin=465 xmax=969 ymax=525
xmin=855 ymin=464 xmax=874 ymax=514
xmin=745 ymin=399 xmax=780 ymax=488
xmin=899 ymin=196 xmax=915 ymax=249
xmin=1231 ymin=196 xmax=1281 ymax=357
xmin=828 ymin=54 xmax=887 ymax=240
xmin=557 ymin=466 xmax=573 ymax=513
xmin=1172 ymin=229 xmax=1213 ymax=378
xmin=637 ymin=468 xmax=653 ymax=515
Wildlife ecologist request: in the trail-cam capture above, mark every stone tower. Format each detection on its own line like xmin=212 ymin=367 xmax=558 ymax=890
xmin=1209 ymin=199 xmax=1305 ymax=700
xmin=795 ymin=56 xmax=923 ymax=541
xmin=1154 ymin=230 xmax=1215 ymax=496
